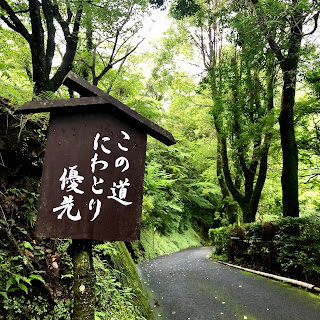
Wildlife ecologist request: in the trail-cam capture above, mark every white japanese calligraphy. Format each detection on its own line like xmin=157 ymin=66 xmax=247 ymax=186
xmin=53 ymin=195 xmax=81 ymax=221
xmin=117 ymin=131 xmax=130 ymax=152
xmin=118 ymin=143 xmax=128 ymax=152
xmin=115 ymin=156 xmax=130 ymax=172
xmin=92 ymin=176 xmax=104 ymax=195
xmin=121 ymin=131 xmax=130 ymax=140
xmin=59 ymin=165 xmax=84 ymax=194
xmin=91 ymin=153 xmax=108 ymax=173
xmin=89 ymin=198 xmax=102 ymax=221
xmin=107 ymin=178 xmax=132 ymax=206
xmin=93 ymin=132 xmax=111 ymax=154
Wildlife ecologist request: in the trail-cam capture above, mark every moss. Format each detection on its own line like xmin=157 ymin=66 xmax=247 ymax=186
xmin=109 ymin=242 xmax=154 ymax=320
xmin=71 ymin=240 xmax=95 ymax=320
xmin=131 ymin=227 xmax=204 ymax=263
xmin=93 ymin=228 xmax=203 ymax=319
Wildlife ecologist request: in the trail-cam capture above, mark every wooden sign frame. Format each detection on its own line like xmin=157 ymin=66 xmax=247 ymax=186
xmin=16 ymin=72 xmax=175 ymax=241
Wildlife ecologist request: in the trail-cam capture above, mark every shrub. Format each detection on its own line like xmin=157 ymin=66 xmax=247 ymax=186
xmin=209 ymin=216 xmax=320 ymax=285
xmin=209 ymin=226 xmax=230 ymax=255
xmin=276 ymin=216 xmax=320 ymax=282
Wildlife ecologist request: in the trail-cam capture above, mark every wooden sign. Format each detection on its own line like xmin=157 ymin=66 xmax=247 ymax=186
xmin=16 ymin=72 xmax=175 ymax=241
xmin=36 ymin=110 xmax=147 ymax=240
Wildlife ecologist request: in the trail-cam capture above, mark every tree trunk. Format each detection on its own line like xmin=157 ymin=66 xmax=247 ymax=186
xmin=71 ymin=240 xmax=95 ymax=320
xmin=31 ymin=46 xmax=54 ymax=97
xmin=277 ymin=10 xmax=302 ymax=217
xmin=241 ymin=202 xmax=256 ymax=223
xmin=217 ymin=140 xmax=238 ymax=224
xmin=279 ymin=71 xmax=299 ymax=217
xmin=266 ymin=3 xmax=302 ymax=217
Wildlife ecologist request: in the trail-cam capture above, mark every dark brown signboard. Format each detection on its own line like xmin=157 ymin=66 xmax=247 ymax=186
xmin=36 ymin=109 xmax=146 ymax=241
xmin=16 ymin=72 xmax=175 ymax=241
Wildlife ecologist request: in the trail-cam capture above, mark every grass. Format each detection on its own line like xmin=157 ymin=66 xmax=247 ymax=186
xmin=132 ymin=227 xmax=204 ymax=263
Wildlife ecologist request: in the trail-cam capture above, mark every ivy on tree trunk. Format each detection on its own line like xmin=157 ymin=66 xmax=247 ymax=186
xmin=210 ymin=54 xmax=274 ymax=223
xmin=249 ymin=0 xmax=307 ymax=217
xmin=70 ymin=240 xmax=95 ymax=320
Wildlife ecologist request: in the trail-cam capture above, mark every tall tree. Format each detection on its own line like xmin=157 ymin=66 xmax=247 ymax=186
xmin=0 ymin=0 xmax=151 ymax=97
xmin=75 ymin=0 xmax=149 ymax=87
xmin=210 ymin=48 xmax=276 ymax=223
xmin=237 ymin=0 xmax=320 ymax=216
xmin=0 ymin=0 xmax=83 ymax=96
xmin=170 ymin=0 xmax=276 ymax=222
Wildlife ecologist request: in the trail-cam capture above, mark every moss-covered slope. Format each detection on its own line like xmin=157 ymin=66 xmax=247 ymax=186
xmin=109 ymin=242 xmax=154 ymax=319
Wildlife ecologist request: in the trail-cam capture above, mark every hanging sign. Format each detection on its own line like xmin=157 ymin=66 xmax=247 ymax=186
xmin=37 ymin=110 xmax=147 ymax=240
xmin=16 ymin=72 xmax=175 ymax=241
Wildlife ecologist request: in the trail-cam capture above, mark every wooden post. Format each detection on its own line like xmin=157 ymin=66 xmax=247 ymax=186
xmin=70 ymin=239 xmax=95 ymax=320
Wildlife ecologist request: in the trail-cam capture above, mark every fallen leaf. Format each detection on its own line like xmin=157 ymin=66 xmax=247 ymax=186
xmin=52 ymin=254 xmax=60 ymax=261
xmin=24 ymin=250 xmax=34 ymax=259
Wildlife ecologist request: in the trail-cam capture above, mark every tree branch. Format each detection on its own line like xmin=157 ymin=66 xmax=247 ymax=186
xmin=249 ymin=0 xmax=285 ymax=67
xmin=29 ymin=0 xmax=45 ymax=46
xmin=85 ymin=0 xmax=104 ymax=8
xmin=42 ymin=0 xmax=56 ymax=77
xmin=51 ymin=3 xmax=83 ymax=91
xmin=219 ymin=135 xmax=245 ymax=205
xmin=96 ymin=36 xmax=145 ymax=84
xmin=303 ymin=11 xmax=320 ymax=36
xmin=302 ymin=172 xmax=320 ymax=183
xmin=52 ymin=2 xmax=70 ymax=40
xmin=0 ymin=0 xmax=31 ymax=41
xmin=14 ymin=9 xmax=30 ymax=14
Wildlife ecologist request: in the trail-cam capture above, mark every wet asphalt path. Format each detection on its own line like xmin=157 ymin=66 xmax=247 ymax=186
xmin=137 ymin=247 xmax=320 ymax=320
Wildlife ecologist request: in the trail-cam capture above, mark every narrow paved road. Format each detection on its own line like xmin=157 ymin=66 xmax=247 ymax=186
xmin=137 ymin=247 xmax=320 ymax=320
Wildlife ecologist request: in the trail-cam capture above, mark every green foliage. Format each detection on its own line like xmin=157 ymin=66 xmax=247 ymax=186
xmin=168 ymin=0 xmax=278 ymax=222
xmin=276 ymin=217 xmax=320 ymax=279
xmin=21 ymin=189 xmax=39 ymax=227
xmin=0 ymin=244 xmax=72 ymax=319
xmin=143 ymin=134 xmax=221 ymax=233
xmin=142 ymin=62 xmax=223 ymax=232
xmin=0 ymin=28 xmax=33 ymax=104
xmin=132 ymin=227 xmax=204 ymax=262
xmin=74 ymin=0 xmax=150 ymax=88
xmin=0 ymin=238 xmax=152 ymax=319
xmin=170 ymin=0 xmax=201 ymax=20
xmin=4 ymin=272 xmax=45 ymax=295
xmin=93 ymin=242 xmax=152 ymax=320
xmin=303 ymin=53 xmax=320 ymax=97
xmin=142 ymin=143 xmax=184 ymax=233
xmin=209 ymin=226 xmax=229 ymax=256
xmin=210 ymin=217 xmax=320 ymax=284
xmin=294 ymin=51 xmax=320 ymax=213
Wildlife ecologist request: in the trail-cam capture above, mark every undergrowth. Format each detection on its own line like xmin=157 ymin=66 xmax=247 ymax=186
xmin=209 ymin=217 xmax=320 ymax=286
xmin=94 ymin=242 xmax=151 ymax=320
xmin=131 ymin=227 xmax=205 ymax=263
xmin=0 ymin=103 xmax=152 ymax=319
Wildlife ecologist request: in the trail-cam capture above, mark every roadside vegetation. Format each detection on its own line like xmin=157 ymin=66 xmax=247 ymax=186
xmin=209 ymin=217 xmax=320 ymax=288
xmin=1 ymin=0 xmax=320 ymax=318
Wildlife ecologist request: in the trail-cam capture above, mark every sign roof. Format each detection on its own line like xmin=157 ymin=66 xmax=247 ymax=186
xmin=16 ymin=72 xmax=175 ymax=146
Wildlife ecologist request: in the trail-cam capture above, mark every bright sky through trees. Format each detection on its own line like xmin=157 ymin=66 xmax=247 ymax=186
xmin=137 ymin=6 xmax=172 ymax=53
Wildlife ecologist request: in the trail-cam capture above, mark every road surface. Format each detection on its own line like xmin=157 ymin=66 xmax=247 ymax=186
xmin=137 ymin=247 xmax=320 ymax=320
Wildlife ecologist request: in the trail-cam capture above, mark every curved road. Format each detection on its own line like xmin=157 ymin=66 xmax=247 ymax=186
xmin=137 ymin=247 xmax=320 ymax=320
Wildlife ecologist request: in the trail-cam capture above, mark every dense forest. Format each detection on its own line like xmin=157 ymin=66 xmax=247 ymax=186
xmin=0 ymin=0 xmax=320 ymax=319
